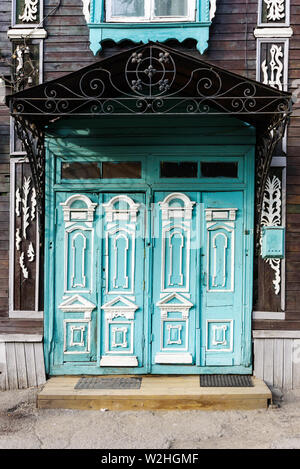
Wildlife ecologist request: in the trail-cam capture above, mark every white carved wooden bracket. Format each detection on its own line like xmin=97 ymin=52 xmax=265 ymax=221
xmin=210 ymin=0 xmax=217 ymax=21
xmin=19 ymin=252 xmax=28 ymax=279
xmin=60 ymin=194 xmax=97 ymax=223
xmin=101 ymin=296 xmax=138 ymax=320
xmin=159 ymin=193 xmax=195 ymax=220
xmin=262 ymin=44 xmax=284 ymax=91
xmin=264 ymin=0 xmax=285 ymax=22
xmin=59 ymin=294 xmax=96 ymax=320
xmin=261 ymin=175 xmax=282 ymax=295
xmin=103 ymin=195 xmax=140 ymax=223
xmin=15 ymin=176 xmax=37 ymax=280
xmin=156 ymin=292 xmax=193 ymax=319
xmin=19 ymin=0 xmax=39 ymax=23
xmin=82 ymin=0 xmax=90 ymax=23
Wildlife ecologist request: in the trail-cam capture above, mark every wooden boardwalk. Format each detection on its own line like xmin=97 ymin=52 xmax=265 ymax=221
xmin=37 ymin=376 xmax=272 ymax=411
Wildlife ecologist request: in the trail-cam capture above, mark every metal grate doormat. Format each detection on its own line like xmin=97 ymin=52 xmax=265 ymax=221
xmin=200 ymin=375 xmax=253 ymax=387
xmin=74 ymin=377 xmax=142 ymax=390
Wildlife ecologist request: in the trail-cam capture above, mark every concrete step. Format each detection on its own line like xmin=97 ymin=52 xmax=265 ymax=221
xmin=37 ymin=375 xmax=272 ymax=411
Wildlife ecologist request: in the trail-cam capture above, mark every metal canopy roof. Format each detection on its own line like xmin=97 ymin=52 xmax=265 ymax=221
xmin=6 ymin=42 xmax=292 ymax=130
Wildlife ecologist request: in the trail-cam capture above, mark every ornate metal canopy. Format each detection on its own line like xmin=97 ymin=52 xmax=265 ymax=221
xmin=8 ymin=43 xmax=291 ymax=122
xmin=6 ymin=42 xmax=292 ymax=246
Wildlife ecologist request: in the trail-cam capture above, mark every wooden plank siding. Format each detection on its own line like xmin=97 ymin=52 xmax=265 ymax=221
xmin=0 ymin=0 xmax=12 ymax=318
xmin=253 ymin=336 xmax=300 ymax=389
xmin=284 ymin=1 xmax=300 ymax=326
xmin=0 ymin=341 xmax=46 ymax=390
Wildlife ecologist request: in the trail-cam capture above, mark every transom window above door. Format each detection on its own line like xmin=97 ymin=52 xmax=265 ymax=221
xmin=106 ymin=0 xmax=196 ymax=22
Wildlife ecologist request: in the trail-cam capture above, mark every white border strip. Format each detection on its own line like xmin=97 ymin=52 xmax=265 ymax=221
xmin=254 ymin=27 xmax=293 ymax=38
xmin=253 ymin=311 xmax=285 ymax=320
xmin=0 ymin=334 xmax=43 ymax=342
xmin=253 ymin=330 xmax=300 ymax=339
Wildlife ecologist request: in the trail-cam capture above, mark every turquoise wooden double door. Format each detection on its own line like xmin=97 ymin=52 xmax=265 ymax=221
xmin=52 ymin=189 xmax=251 ymax=374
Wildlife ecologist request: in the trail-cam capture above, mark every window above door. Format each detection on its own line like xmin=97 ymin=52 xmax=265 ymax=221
xmin=85 ymin=0 xmax=215 ymax=55
xmin=106 ymin=0 xmax=196 ymax=23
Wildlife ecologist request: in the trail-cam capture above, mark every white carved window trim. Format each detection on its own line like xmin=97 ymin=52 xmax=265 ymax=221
xmin=256 ymin=37 xmax=289 ymax=91
xmin=10 ymin=39 xmax=44 ymax=155
xmin=210 ymin=0 xmax=216 ymax=21
xmin=256 ymin=37 xmax=288 ymax=156
xmin=9 ymin=157 xmax=42 ymax=318
xmin=260 ymin=174 xmax=283 ymax=297
xmin=257 ymin=0 xmax=290 ymax=27
xmin=11 ymin=0 xmax=44 ymax=28
xmin=0 ymin=78 xmax=6 ymax=104
xmin=82 ymin=0 xmax=91 ymax=22
xmin=105 ymin=0 xmax=196 ymax=23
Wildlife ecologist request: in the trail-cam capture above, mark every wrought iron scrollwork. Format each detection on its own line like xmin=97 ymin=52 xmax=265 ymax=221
xmin=10 ymin=45 xmax=291 ymax=118
xmin=13 ymin=115 xmax=45 ymax=224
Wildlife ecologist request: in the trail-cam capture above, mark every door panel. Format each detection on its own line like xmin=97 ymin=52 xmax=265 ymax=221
xmin=151 ymin=192 xmax=199 ymax=366
xmin=201 ymin=192 xmax=244 ymax=367
xmin=52 ymin=189 xmax=249 ymax=374
xmin=54 ymin=192 xmax=98 ymax=364
xmin=99 ymin=193 xmax=146 ymax=368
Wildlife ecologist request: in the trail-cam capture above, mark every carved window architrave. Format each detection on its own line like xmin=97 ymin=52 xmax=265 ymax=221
xmin=257 ymin=0 xmax=290 ymax=27
xmin=256 ymin=37 xmax=289 ymax=156
xmin=260 ymin=172 xmax=283 ymax=298
xmin=9 ymin=156 xmax=42 ymax=318
xmin=10 ymin=38 xmax=44 ymax=155
xmin=12 ymin=0 xmax=43 ymax=28
xmin=256 ymin=38 xmax=289 ymax=92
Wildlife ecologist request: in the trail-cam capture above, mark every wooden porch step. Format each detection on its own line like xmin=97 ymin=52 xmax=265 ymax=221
xmin=37 ymin=376 xmax=272 ymax=411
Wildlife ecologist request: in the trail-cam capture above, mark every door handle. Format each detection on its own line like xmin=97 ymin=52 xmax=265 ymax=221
xmin=202 ymin=272 xmax=207 ymax=286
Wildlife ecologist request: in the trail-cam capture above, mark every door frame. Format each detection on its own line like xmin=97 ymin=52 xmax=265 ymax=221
xmin=44 ymin=145 xmax=255 ymax=375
